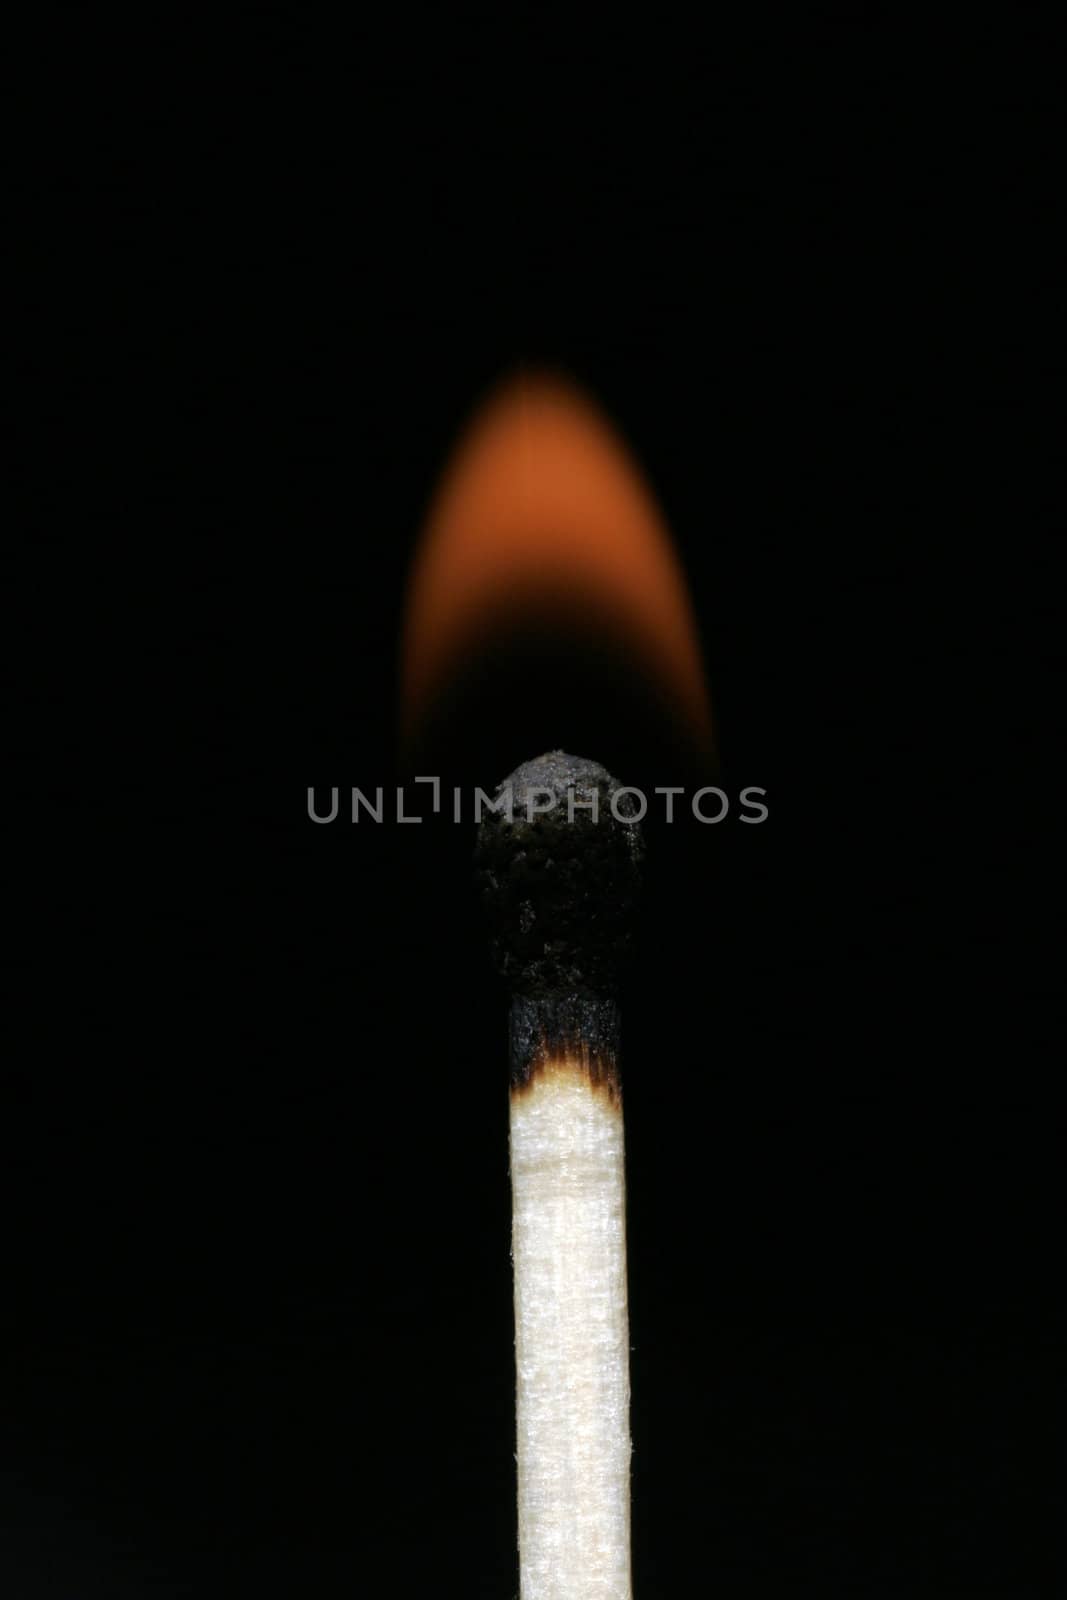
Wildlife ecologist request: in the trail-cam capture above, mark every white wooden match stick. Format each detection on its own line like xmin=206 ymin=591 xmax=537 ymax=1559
xmin=476 ymin=752 xmax=643 ymax=1600
xmin=510 ymin=1040 xmax=631 ymax=1598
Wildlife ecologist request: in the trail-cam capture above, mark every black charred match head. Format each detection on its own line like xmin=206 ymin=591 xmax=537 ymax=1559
xmin=473 ymin=750 xmax=645 ymax=999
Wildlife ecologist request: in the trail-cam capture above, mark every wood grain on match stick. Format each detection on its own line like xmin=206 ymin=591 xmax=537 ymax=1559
xmin=511 ymin=1054 xmax=631 ymax=1599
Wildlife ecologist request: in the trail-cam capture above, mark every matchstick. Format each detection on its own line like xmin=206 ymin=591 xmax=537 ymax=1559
xmin=475 ymin=751 xmax=644 ymax=1600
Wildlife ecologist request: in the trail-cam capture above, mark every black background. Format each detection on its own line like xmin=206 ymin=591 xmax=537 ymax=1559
xmin=8 ymin=11 xmax=1059 ymax=1596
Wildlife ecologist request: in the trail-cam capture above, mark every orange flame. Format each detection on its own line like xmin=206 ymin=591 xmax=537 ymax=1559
xmin=401 ymin=372 xmax=711 ymax=751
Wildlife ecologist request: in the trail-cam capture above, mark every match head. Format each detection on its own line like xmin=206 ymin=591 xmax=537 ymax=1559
xmin=474 ymin=750 xmax=645 ymax=998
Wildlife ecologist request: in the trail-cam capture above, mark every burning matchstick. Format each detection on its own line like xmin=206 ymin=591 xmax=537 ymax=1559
xmin=402 ymin=370 xmax=713 ymax=1596
xmin=475 ymin=752 xmax=643 ymax=1599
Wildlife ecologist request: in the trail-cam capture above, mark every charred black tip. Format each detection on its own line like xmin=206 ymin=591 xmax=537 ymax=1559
xmin=473 ymin=750 xmax=645 ymax=998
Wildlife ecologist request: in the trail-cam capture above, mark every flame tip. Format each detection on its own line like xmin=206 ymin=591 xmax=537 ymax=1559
xmin=403 ymin=376 xmax=712 ymax=750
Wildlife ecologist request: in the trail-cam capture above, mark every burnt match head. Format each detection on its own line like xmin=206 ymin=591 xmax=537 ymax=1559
xmin=473 ymin=750 xmax=645 ymax=999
